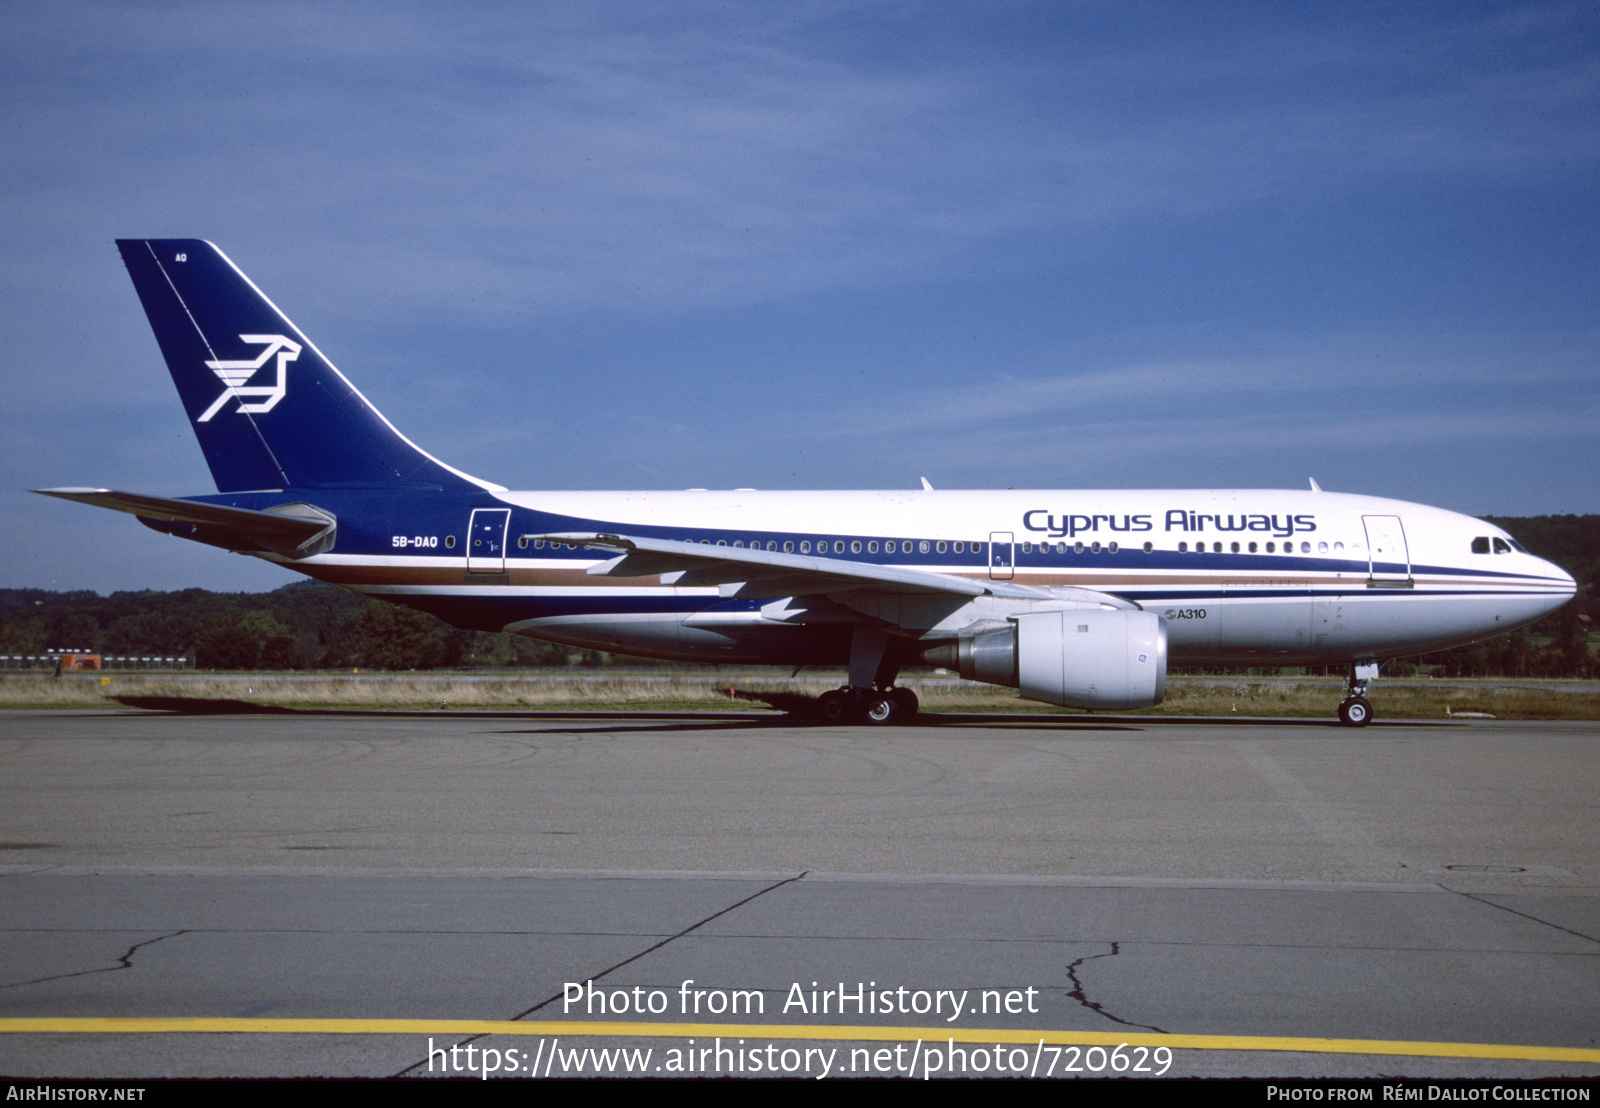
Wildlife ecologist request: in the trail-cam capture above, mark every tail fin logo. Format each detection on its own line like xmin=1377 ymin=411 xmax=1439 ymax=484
xmin=198 ymin=334 xmax=301 ymax=422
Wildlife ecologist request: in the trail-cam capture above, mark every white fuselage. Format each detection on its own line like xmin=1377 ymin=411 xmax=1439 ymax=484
xmin=299 ymin=487 xmax=1574 ymax=668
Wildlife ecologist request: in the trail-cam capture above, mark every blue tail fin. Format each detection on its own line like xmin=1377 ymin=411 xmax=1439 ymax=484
xmin=116 ymin=239 xmax=490 ymax=493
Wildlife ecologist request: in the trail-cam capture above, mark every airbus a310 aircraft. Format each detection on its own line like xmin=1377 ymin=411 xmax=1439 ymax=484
xmin=38 ymin=240 xmax=1576 ymax=725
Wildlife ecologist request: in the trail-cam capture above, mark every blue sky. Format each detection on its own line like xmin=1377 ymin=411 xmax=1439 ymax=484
xmin=5 ymin=1 xmax=1598 ymax=592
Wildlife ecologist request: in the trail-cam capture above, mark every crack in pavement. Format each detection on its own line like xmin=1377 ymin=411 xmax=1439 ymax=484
xmin=0 ymin=929 xmax=190 ymax=990
xmin=1064 ymin=942 xmax=1168 ymax=1034
xmin=1449 ymin=889 xmax=1600 ymax=947
xmin=392 ymin=871 xmax=809 ymax=1076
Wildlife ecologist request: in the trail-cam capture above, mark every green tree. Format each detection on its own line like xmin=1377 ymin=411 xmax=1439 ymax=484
xmin=195 ymin=619 xmax=259 ymax=669
xmin=355 ymin=602 xmax=461 ymax=669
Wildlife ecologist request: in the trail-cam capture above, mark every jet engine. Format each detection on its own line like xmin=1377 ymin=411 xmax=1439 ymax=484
xmin=939 ymin=609 xmax=1167 ymax=710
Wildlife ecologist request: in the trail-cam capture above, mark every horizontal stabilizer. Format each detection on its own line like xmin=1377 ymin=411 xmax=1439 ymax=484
xmin=533 ymin=531 xmax=1058 ymax=600
xmin=34 ymin=488 xmax=336 ymax=559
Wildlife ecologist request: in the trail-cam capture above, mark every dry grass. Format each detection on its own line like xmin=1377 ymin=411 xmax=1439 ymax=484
xmin=3 ymin=670 xmax=1598 ymax=720
xmin=1138 ymin=678 xmax=1600 ymax=721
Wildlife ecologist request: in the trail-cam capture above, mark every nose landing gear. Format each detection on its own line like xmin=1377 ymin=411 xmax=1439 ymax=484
xmin=1337 ymin=695 xmax=1372 ymax=726
xmin=1337 ymin=662 xmax=1380 ymax=726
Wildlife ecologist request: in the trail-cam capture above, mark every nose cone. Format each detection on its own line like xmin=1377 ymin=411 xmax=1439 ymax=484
xmin=1546 ymin=556 xmax=1577 ymax=592
xmin=1536 ymin=556 xmax=1578 ymax=613
xmin=1485 ymin=555 xmax=1577 ymax=641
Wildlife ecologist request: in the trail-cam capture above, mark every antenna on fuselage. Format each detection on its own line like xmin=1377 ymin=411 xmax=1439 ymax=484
xmin=920 ymin=477 xmax=934 ymax=491
xmin=1309 ymin=477 xmax=1322 ymax=492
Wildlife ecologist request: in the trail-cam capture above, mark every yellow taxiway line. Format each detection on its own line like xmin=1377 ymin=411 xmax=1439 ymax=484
xmin=2 ymin=1018 xmax=1597 ymax=1064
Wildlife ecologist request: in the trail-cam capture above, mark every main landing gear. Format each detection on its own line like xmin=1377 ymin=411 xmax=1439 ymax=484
xmin=1337 ymin=662 xmax=1380 ymax=727
xmin=813 ymin=625 xmax=919 ymax=725
xmin=816 ymin=685 xmax=920 ymax=726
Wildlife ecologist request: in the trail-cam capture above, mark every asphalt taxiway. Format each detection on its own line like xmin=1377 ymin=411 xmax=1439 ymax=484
xmin=1 ymin=708 xmax=1596 ymax=1079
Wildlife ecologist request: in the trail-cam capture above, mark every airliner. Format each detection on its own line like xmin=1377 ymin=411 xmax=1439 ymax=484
xmin=37 ymin=240 xmax=1576 ymax=726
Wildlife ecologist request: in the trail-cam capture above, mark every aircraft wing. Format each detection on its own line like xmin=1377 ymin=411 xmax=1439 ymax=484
xmin=35 ymin=488 xmax=336 ymax=559
xmin=534 ymin=532 xmax=1058 ymax=600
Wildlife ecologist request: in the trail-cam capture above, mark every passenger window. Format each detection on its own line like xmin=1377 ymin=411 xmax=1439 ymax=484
xmin=783 ymin=541 xmax=793 ymax=553
xmin=1021 ymin=542 xmax=1032 ymax=554
xmin=1230 ymin=542 xmax=1240 ymax=553
xmin=834 ymin=541 xmax=844 ymax=553
xmin=851 ymin=540 xmax=861 ymax=553
xmin=1318 ymin=542 xmax=1327 ymax=552
xmin=919 ymin=540 xmax=930 ymax=553
xmin=1108 ymin=542 xmax=1118 ymax=553
xmin=953 ymin=541 xmax=963 ymax=554
xmin=867 ymin=541 xmax=877 ymax=553
xmin=1300 ymin=542 xmax=1310 ymax=553
xmin=1179 ymin=541 xmax=1188 ymax=552
xmin=1334 ymin=542 xmax=1343 ymax=551
xmin=733 ymin=541 xmax=743 ymax=548
xmin=800 ymin=541 xmax=810 ymax=553
xmin=1142 ymin=541 xmax=1152 ymax=553
xmin=1091 ymin=542 xmax=1101 ymax=554
xmin=936 ymin=541 xmax=947 ymax=553
xmin=1247 ymin=542 xmax=1257 ymax=553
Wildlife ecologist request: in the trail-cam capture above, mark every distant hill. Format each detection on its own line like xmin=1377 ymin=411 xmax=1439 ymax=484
xmin=0 ymin=580 xmax=607 ymax=670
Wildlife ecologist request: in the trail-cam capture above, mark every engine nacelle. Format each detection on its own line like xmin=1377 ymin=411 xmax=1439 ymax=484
xmin=955 ymin=609 xmax=1167 ymax=710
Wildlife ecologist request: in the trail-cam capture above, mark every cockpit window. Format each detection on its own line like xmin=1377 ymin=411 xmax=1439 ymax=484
xmin=1492 ymin=537 xmax=1512 ymax=554
xmin=1471 ymin=536 xmax=1490 ymax=554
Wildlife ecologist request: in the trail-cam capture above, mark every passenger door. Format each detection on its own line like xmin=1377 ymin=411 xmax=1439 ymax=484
xmin=467 ymin=508 xmax=511 ymax=574
xmin=1362 ymin=515 xmax=1411 ymax=585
